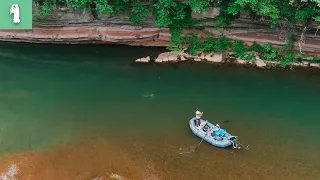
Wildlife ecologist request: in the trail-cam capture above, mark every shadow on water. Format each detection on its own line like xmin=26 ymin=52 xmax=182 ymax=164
xmin=0 ymin=42 xmax=166 ymax=61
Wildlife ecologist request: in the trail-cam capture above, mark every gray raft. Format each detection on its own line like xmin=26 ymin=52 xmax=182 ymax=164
xmin=189 ymin=117 xmax=237 ymax=148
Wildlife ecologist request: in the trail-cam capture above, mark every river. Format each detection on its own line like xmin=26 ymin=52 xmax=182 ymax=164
xmin=0 ymin=42 xmax=319 ymax=180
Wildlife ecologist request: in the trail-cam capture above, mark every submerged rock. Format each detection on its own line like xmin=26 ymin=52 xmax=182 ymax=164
xmin=92 ymin=177 xmax=103 ymax=180
xmin=142 ymin=93 xmax=155 ymax=98
xmin=135 ymin=56 xmax=150 ymax=63
xmin=110 ymin=173 xmax=122 ymax=179
xmin=0 ymin=164 xmax=18 ymax=180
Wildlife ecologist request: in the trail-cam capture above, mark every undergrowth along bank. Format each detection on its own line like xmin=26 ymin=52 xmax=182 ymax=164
xmin=33 ymin=0 xmax=320 ymax=68
xmin=182 ymin=33 xmax=320 ymax=68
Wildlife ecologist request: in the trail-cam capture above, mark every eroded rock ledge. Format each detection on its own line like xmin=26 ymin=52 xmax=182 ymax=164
xmin=0 ymin=27 xmax=171 ymax=46
xmin=135 ymin=51 xmax=320 ymax=70
xmin=0 ymin=5 xmax=319 ymax=57
xmin=1 ymin=25 xmax=320 ymax=57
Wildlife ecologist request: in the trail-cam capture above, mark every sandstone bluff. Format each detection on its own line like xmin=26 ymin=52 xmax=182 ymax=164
xmin=0 ymin=4 xmax=319 ymax=69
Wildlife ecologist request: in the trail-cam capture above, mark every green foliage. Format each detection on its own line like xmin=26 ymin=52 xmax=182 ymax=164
xmin=215 ymin=34 xmax=231 ymax=52
xmin=187 ymin=0 xmax=211 ymax=12
xmin=247 ymin=39 xmax=299 ymax=67
xmin=112 ymin=0 xmax=130 ymax=14
xmin=65 ymin=0 xmax=113 ymax=19
xmin=34 ymin=0 xmax=65 ymax=17
xmin=181 ymin=32 xmax=308 ymax=69
xmin=231 ymin=40 xmax=256 ymax=63
xmin=95 ymin=0 xmax=114 ymax=17
xmin=278 ymin=36 xmax=295 ymax=56
xmin=232 ymin=0 xmax=280 ymax=24
xmin=32 ymin=0 xmax=318 ymax=69
xmin=185 ymin=34 xmax=201 ymax=55
xmin=310 ymin=56 xmax=320 ymax=63
xmin=233 ymin=40 xmax=248 ymax=59
xmin=34 ymin=0 xmax=320 ymax=26
xmin=66 ymin=0 xmax=92 ymax=9
xmin=280 ymin=52 xmax=295 ymax=68
xmin=153 ymin=0 xmax=173 ymax=28
xmin=168 ymin=27 xmax=184 ymax=51
xmin=260 ymin=44 xmax=278 ymax=61
xmin=201 ymin=36 xmax=217 ymax=53
xmin=39 ymin=0 xmax=52 ymax=17
xmin=295 ymin=4 xmax=319 ymax=21
xmin=129 ymin=2 xmax=150 ymax=23
xmin=166 ymin=2 xmax=194 ymax=51
xmin=245 ymin=52 xmax=255 ymax=62
xmin=249 ymin=41 xmax=263 ymax=53
xmin=184 ymin=33 xmax=232 ymax=54
xmin=213 ymin=0 xmax=238 ymax=26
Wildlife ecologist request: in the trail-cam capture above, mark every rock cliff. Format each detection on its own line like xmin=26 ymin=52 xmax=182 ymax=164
xmin=0 ymin=4 xmax=319 ymax=56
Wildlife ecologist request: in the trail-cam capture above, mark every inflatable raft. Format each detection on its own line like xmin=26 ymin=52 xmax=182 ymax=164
xmin=189 ymin=117 xmax=238 ymax=148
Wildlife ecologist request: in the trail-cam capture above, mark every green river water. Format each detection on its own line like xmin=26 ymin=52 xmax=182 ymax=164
xmin=0 ymin=42 xmax=319 ymax=180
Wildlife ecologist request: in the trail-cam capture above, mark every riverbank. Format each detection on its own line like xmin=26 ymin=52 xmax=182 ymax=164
xmin=1 ymin=26 xmax=320 ymax=57
xmin=1 ymin=4 xmax=320 ymax=56
xmin=135 ymin=51 xmax=320 ymax=70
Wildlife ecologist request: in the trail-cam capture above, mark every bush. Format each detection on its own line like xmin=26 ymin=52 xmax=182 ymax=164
xmin=185 ymin=34 xmax=201 ymax=55
xmin=201 ymin=36 xmax=216 ymax=53
xmin=215 ymin=34 xmax=231 ymax=53
xmin=233 ymin=40 xmax=247 ymax=59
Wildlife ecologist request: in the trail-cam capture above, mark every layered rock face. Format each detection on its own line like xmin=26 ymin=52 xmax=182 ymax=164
xmin=0 ymin=4 xmax=319 ymax=56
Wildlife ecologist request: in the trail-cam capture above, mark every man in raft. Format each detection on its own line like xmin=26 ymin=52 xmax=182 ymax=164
xmin=195 ymin=108 xmax=204 ymax=129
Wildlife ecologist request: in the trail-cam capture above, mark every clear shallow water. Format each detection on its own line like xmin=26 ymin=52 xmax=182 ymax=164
xmin=0 ymin=42 xmax=319 ymax=180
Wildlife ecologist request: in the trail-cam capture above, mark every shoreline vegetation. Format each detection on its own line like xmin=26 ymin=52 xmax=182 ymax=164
xmin=135 ymin=34 xmax=320 ymax=70
xmin=16 ymin=1 xmax=320 ymax=70
xmin=135 ymin=50 xmax=320 ymax=70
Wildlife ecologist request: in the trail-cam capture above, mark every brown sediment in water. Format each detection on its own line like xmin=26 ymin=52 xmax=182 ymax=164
xmin=0 ymin=138 xmax=160 ymax=180
xmin=0 ymin=136 xmax=319 ymax=180
xmin=120 ymin=138 xmax=320 ymax=180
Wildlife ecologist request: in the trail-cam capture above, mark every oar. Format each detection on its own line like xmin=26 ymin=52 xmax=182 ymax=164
xmin=194 ymin=128 xmax=211 ymax=151
xmin=213 ymin=120 xmax=229 ymax=126
xmin=194 ymin=120 xmax=229 ymax=151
